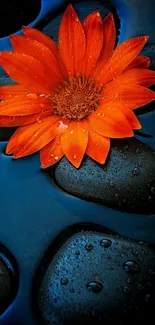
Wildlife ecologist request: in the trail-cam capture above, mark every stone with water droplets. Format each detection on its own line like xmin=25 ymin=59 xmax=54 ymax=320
xmin=36 ymin=230 xmax=155 ymax=325
xmin=54 ymin=138 xmax=155 ymax=214
xmin=0 ymin=248 xmax=18 ymax=315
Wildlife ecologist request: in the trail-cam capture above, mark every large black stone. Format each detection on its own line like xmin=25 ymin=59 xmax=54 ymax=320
xmin=54 ymin=138 xmax=155 ymax=215
xmin=0 ymin=248 xmax=18 ymax=315
xmin=36 ymin=230 xmax=155 ymax=325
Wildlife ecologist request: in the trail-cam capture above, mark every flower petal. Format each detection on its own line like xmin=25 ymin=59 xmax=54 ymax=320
xmin=0 ymin=96 xmax=52 ymax=116
xmin=40 ymin=135 xmax=64 ymax=168
xmin=92 ymin=13 xmax=116 ymax=76
xmin=10 ymin=35 xmax=63 ymax=81
xmin=61 ymin=121 xmax=88 ymax=168
xmin=0 ymin=52 xmax=53 ymax=93
xmin=0 ymin=112 xmax=49 ymax=127
xmin=58 ymin=4 xmax=86 ymax=76
xmin=101 ymin=101 xmax=141 ymax=129
xmin=22 ymin=26 xmax=68 ymax=78
xmin=89 ymin=103 xmax=134 ymax=138
xmin=85 ymin=121 xmax=110 ymax=164
xmin=127 ymin=55 xmax=150 ymax=69
xmin=82 ymin=11 xmax=103 ymax=78
xmin=103 ymin=84 xmax=155 ymax=109
xmin=118 ymin=103 xmax=142 ymax=129
xmin=0 ymin=84 xmax=27 ymax=100
xmin=104 ymin=68 xmax=155 ymax=89
xmin=6 ymin=116 xmax=61 ymax=157
xmin=94 ymin=36 xmax=149 ymax=85
xmin=22 ymin=26 xmax=58 ymax=58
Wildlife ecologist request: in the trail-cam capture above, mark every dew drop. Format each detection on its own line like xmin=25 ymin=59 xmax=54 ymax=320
xmin=100 ymin=239 xmax=112 ymax=248
xmin=122 ymin=285 xmax=131 ymax=294
xmin=122 ymin=154 xmax=127 ymax=159
xmin=109 ymin=181 xmax=115 ymax=188
xmin=75 ymin=250 xmax=80 ymax=256
xmin=127 ymin=278 xmax=133 ymax=284
xmin=145 ymin=294 xmax=151 ymax=303
xmin=137 ymin=283 xmax=144 ymax=290
xmin=70 ymin=287 xmax=75 ymax=293
xmin=27 ymin=93 xmax=38 ymax=100
xmin=151 ymin=187 xmax=155 ymax=195
xmin=54 ymin=156 xmax=59 ymax=161
xmin=85 ymin=243 xmax=93 ymax=251
xmin=135 ymin=148 xmax=141 ymax=154
xmin=96 ymin=12 xmax=100 ymax=17
xmin=73 ymin=154 xmax=77 ymax=160
xmin=132 ymin=167 xmax=140 ymax=175
xmin=132 ymin=249 xmax=138 ymax=256
xmin=86 ymin=281 xmax=103 ymax=293
xmin=70 ymin=130 xmax=74 ymax=134
xmin=61 ymin=277 xmax=68 ymax=285
xmin=123 ymin=260 xmax=141 ymax=274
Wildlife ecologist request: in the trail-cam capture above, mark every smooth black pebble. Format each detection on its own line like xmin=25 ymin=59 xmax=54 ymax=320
xmin=54 ymin=138 xmax=155 ymax=215
xmin=36 ymin=230 xmax=155 ymax=325
xmin=0 ymin=247 xmax=18 ymax=315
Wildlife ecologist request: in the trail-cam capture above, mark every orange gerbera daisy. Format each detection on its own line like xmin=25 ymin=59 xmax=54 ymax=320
xmin=0 ymin=4 xmax=155 ymax=168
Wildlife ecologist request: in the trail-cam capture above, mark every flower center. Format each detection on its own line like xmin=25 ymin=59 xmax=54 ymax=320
xmin=52 ymin=76 xmax=101 ymax=120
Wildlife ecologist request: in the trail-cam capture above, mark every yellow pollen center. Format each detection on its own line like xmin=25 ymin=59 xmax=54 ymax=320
xmin=52 ymin=76 xmax=101 ymax=120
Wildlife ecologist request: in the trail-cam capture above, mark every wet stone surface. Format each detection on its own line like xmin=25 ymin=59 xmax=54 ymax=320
xmin=0 ymin=248 xmax=18 ymax=315
xmin=54 ymin=138 xmax=155 ymax=215
xmin=36 ymin=231 xmax=155 ymax=325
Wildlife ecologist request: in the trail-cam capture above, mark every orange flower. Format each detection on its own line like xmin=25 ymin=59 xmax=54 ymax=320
xmin=0 ymin=4 xmax=155 ymax=168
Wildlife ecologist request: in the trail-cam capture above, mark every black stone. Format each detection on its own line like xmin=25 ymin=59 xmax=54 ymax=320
xmin=36 ymin=231 xmax=155 ymax=325
xmin=0 ymin=248 xmax=18 ymax=315
xmin=0 ymin=0 xmax=41 ymax=37
xmin=54 ymin=138 xmax=155 ymax=215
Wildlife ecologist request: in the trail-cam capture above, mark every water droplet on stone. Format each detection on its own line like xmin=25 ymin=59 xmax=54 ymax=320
xmin=137 ymin=283 xmax=143 ymax=290
xmin=100 ymin=239 xmax=112 ymax=248
xmin=132 ymin=167 xmax=140 ymax=175
xmin=127 ymin=278 xmax=133 ymax=284
xmin=151 ymin=187 xmax=155 ymax=195
xmin=61 ymin=277 xmax=68 ymax=285
xmin=123 ymin=260 xmax=141 ymax=274
xmin=86 ymin=281 xmax=103 ymax=293
xmin=145 ymin=294 xmax=151 ymax=303
xmin=75 ymin=250 xmax=80 ymax=256
xmin=85 ymin=243 xmax=93 ymax=251
xmin=149 ymin=269 xmax=154 ymax=275
xmin=122 ymin=154 xmax=127 ymax=159
xmin=132 ymin=249 xmax=138 ymax=256
xmin=148 ymin=281 xmax=152 ymax=287
xmin=122 ymin=285 xmax=131 ymax=294
xmin=109 ymin=181 xmax=115 ymax=188
xmin=70 ymin=287 xmax=75 ymax=293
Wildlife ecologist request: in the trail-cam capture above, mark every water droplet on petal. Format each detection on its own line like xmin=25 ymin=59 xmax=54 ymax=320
xmin=73 ymin=154 xmax=77 ymax=160
xmin=54 ymin=156 xmax=59 ymax=161
xmin=70 ymin=130 xmax=74 ymax=134
xmin=27 ymin=93 xmax=38 ymax=100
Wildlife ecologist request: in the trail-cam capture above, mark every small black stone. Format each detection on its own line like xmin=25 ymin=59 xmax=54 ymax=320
xmin=36 ymin=231 xmax=155 ymax=325
xmin=54 ymin=138 xmax=155 ymax=215
xmin=0 ymin=248 xmax=18 ymax=315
